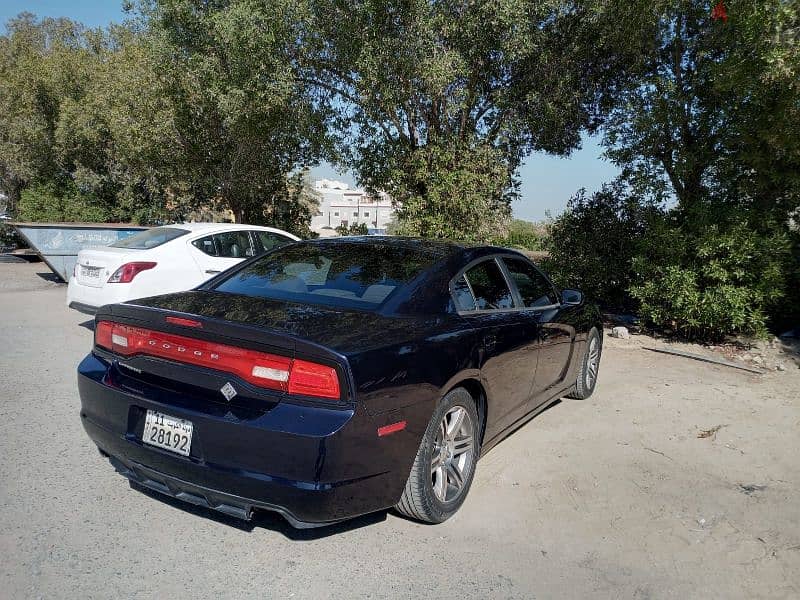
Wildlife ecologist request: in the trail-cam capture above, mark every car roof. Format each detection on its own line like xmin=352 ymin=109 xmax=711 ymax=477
xmin=162 ymin=222 xmax=297 ymax=236
xmin=301 ymin=235 xmax=522 ymax=261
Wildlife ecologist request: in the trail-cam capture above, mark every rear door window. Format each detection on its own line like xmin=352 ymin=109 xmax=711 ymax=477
xmin=192 ymin=231 xmax=254 ymax=258
xmin=461 ymin=259 xmax=515 ymax=310
xmin=502 ymin=257 xmax=558 ymax=308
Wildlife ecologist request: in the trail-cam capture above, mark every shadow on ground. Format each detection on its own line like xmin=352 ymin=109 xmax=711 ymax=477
xmin=36 ymin=271 xmax=63 ymax=283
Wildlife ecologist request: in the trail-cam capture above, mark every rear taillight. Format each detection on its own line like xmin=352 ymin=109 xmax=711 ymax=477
xmin=95 ymin=321 xmax=113 ymax=350
xmin=107 ymin=262 xmax=157 ymax=283
xmin=288 ymin=359 xmax=341 ymax=399
xmin=94 ymin=321 xmax=341 ymax=400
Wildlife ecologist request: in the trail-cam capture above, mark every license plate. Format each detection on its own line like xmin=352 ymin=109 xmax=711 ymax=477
xmin=142 ymin=410 xmax=193 ymax=456
xmin=81 ymin=265 xmax=101 ymax=279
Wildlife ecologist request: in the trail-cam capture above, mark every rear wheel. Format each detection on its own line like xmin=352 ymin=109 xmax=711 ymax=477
xmin=395 ymin=387 xmax=480 ymax=523
xmin=567 ymin=327 xmax=602 ymax=400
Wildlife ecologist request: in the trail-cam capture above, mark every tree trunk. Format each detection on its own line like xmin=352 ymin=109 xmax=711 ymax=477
xmin=5 ymin=181 xmax=22 ymax=218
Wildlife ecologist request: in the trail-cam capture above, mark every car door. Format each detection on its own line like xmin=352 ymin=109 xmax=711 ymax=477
xmin=501 ymin=256 xmax=575 ymax=405
xmin=189 ymin=230 xmax=256 ymax=277
xmin=454 ymin=258 xmax=541 ymax=440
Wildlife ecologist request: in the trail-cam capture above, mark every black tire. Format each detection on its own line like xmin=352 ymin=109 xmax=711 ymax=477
xmin=567 ymin=327 xmax=602 ymax=400
xmin=395 ymin=387 xmax=480 ymax=524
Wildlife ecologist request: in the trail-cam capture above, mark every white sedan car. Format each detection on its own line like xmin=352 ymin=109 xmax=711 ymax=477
xmin=67 ymin=223 xmax=299 ymax=313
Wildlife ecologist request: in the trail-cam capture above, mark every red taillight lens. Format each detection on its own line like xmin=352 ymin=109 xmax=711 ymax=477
xmin=94 ymin=321 xmax=341 ymax=400
xmin=288 ymin=359 xmax=341 ymax=399
xmin=95 ymin=321 xmax=113 ymax=350
xmin=107 ymin=262 xmax=157 ymax=283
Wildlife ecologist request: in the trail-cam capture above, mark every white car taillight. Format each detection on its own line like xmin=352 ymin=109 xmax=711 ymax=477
xmin=107 ymin=262 xmax=157 ymax=283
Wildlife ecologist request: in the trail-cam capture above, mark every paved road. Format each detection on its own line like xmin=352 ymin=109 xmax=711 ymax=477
xmin=1 ymin=261 xmax=799 ymax=599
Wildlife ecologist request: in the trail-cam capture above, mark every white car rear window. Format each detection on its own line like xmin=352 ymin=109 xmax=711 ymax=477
xmin=110 ymin=227 xmax=189 ymax=249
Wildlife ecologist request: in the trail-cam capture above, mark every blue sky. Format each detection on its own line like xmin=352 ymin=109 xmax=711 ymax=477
xmin=2 ymin=1 xmax=620 ymax=222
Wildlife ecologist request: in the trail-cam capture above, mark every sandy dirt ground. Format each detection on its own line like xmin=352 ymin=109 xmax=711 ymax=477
xmin=1 ymin=261 xmax=798 ymax=599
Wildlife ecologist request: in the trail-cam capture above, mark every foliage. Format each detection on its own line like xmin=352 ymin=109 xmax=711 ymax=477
xmin=543 ymin=181 xmax=665 ymax=311
xmin=0 ymin=223 xmax=21 ymax=251
xmin=603 ymin=0 xmax=800 ymax=220
xmin=335 ymin=222 xmax=369 ymax=236
xmin=386 ymin=140 xmax=513 ymax=240
xmin=306 ymin=0 xmax=643 ymax=240
xmin=0 ymin=8 xmax=327 ymax=232
xmin=18 ymin=181 xmax=109 ymax=222
xmin=0 ymin=14 xmax=97 ymax=217
xmin=140 ymin=0 xmax=329 ymax=228
xmin=492 ymin=219 xmax=549 ymax=252
xmin=594 ymin=0 xmax=800 ymax=338
xmin=630 ymin=222 xmax=792 ymax=340
xmin=0 ymin=14 xmax=185 ymax=224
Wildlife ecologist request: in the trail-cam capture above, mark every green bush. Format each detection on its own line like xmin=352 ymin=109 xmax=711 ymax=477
xmin=18 ymin=182 xmax=110 ymax=223
xmin=544 ymin=179 xmax=794 ymax=340
xmin=630 ymin=223 xmax=791 ymax=341
xmin=492 ymin=219 xmax=548 ymax=251
xmin=543 ymin=181 xmax=663 ymax=311
xmin=0 ymin=222 xmax=21 ymax=251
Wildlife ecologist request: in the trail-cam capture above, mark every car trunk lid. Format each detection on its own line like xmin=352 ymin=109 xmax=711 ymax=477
xmin=96 ymin=293 xmax=358 ymax=407
xmin=75 ymin=246 xmax=139 ymax=288
xmin=118 ymin=290 xmax=432 ymax=356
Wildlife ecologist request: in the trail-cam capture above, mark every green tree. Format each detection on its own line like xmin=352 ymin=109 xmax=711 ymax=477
xmin=603 ymin=0 xmax=800 ymax=222
xmin=544 ymin=181 xmax=666 ymax=310
xmin=0 ymin=14 xmax=97 ymax=217
xmin=592 ymin=0 xmax=800 ymax=336
xmin=306 ymin=0 xmax=642 ymax=240
xmin=140 ymin=0 xmax=329 ymax=228
xmin=335 ymin=222 xmax=369 ymax=236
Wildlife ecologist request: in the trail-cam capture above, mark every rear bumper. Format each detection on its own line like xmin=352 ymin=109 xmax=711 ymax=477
xmin=67 ymin=276 xmax=130 ymax=311
xmin=78 ymin=354 xmax=421 ymax=526
xmin=101 ymin=447 xmax=347 ymax=528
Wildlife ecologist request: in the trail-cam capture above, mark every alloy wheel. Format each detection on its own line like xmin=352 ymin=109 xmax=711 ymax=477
xmin=430 ymin=405 xmax=475 ymax=503
xmin=586 ymin=336 xmax=600 ymax=388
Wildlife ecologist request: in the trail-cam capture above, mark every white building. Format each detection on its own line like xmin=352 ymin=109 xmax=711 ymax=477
xmin=310 ymin=179 xmax=396 ymax=235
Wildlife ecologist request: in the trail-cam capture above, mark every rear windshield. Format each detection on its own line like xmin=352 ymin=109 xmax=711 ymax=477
xmin=211 ymin=242 xmax=441 ymax=309
xmin=110 ymin=227 xmax=189 ymax=249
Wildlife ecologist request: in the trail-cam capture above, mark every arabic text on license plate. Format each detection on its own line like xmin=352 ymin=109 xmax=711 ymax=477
xmin=142 ymin=410 xmax=193 ymax=456
xmin=81 ymin=266 xmax=101 ymax=279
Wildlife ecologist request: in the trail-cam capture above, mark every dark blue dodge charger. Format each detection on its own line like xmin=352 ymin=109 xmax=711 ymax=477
xmin=78 ymin=237 xmax=602 ymax=527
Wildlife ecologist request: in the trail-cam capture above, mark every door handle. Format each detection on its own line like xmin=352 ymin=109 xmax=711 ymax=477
xmin=205 ymin=269 xmax=221 ymax=274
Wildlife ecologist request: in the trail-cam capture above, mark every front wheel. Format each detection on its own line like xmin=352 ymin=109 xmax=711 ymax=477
xmin=567 ymin=327 xmax=602 ymax=400
xmin=395 ymin=387 xmax=480 ymax=523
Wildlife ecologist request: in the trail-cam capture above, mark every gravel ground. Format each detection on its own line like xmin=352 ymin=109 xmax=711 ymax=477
xmin=1 ymin=261 xmax=799 ymax=599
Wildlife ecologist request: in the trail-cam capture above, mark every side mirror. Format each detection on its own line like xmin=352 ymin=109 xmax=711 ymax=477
xmin=561 ymin=289 xmax=583 ymax=306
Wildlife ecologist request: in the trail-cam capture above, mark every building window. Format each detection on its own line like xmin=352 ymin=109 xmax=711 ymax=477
xmin=353 ymin=211 xmax=359 ymax=217
xmin=334 ymin=211 xmax=339 ymax=217
xmin=364 ymin=211 xmax=370 ymax=217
